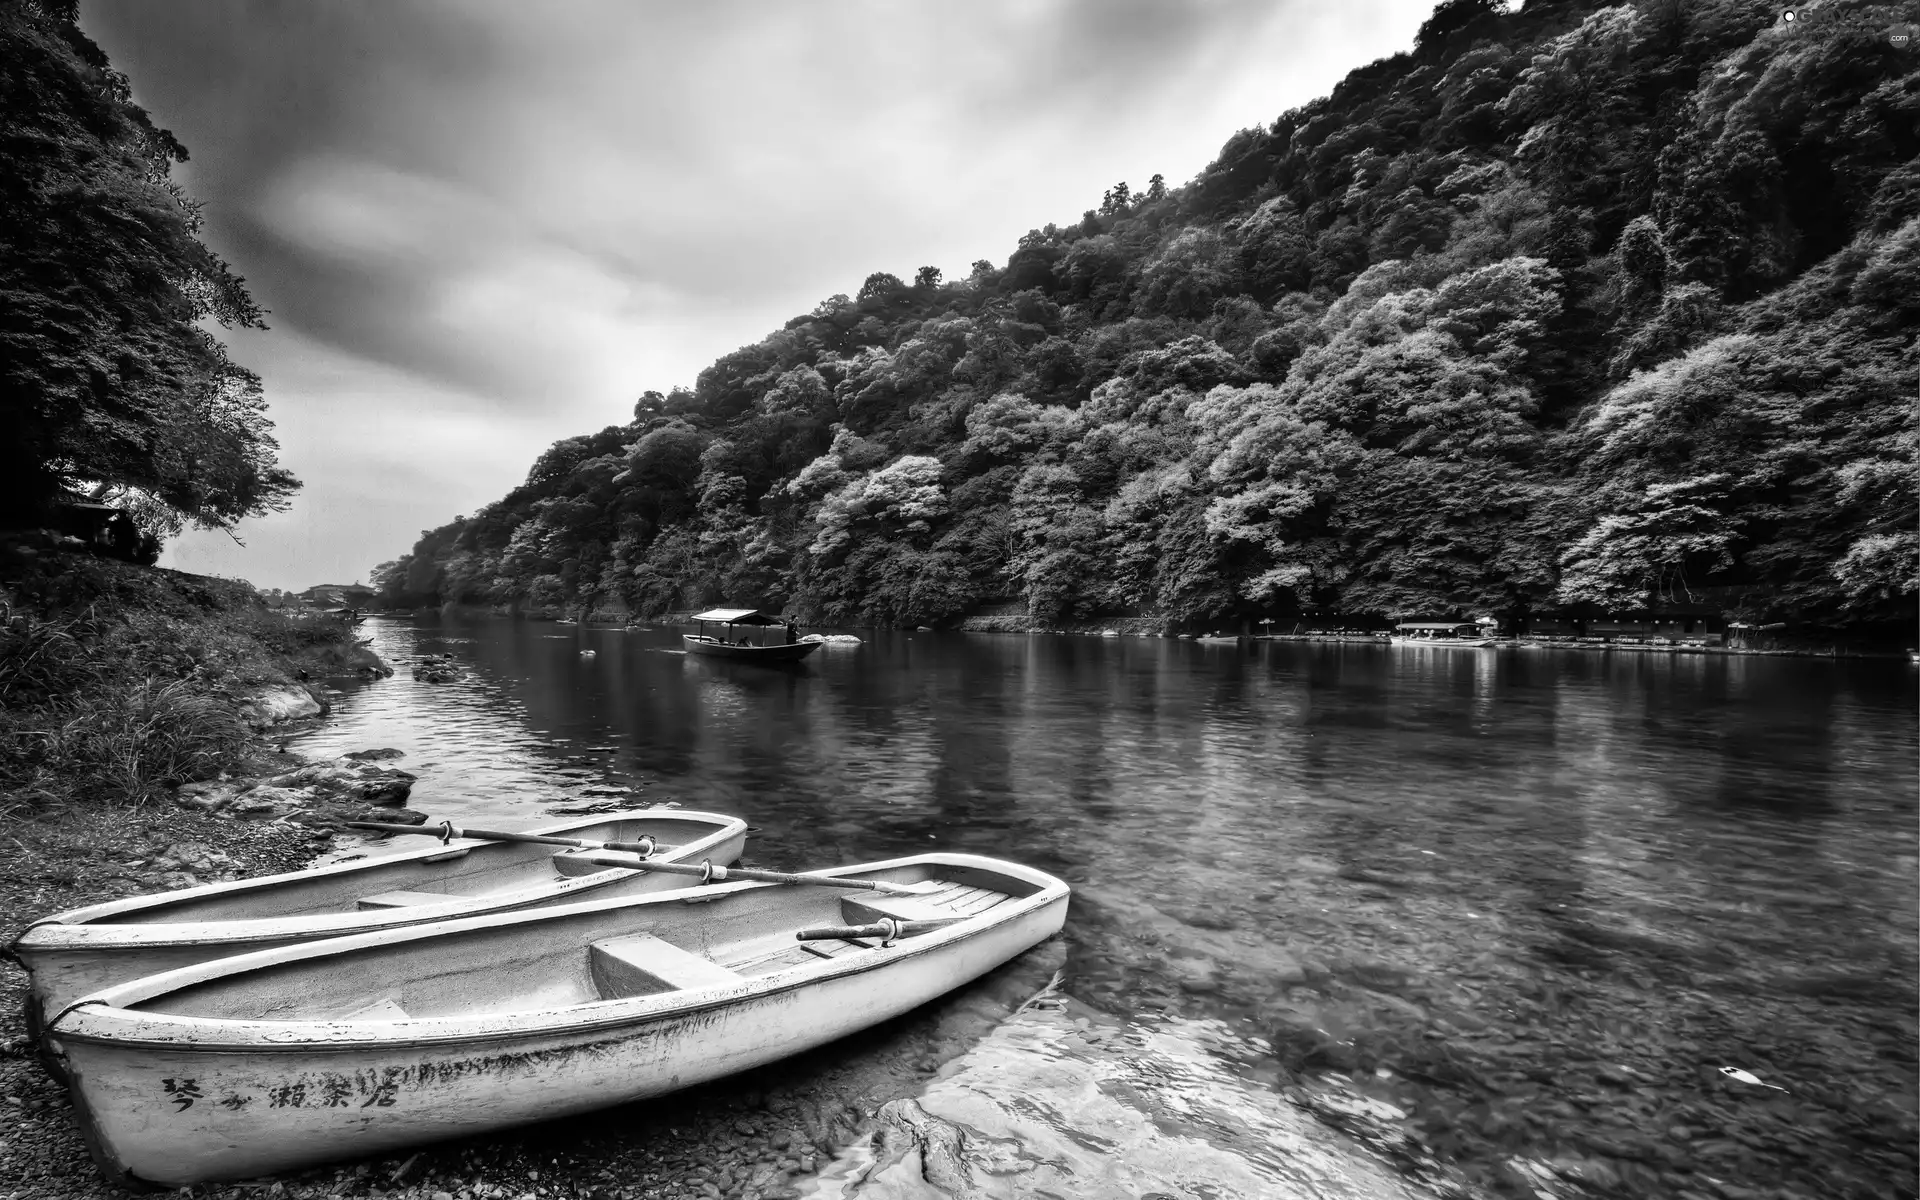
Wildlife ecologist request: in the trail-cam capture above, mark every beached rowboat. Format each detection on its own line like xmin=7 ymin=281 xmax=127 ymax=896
xmin=45 ymin=852 xmax=1069 ymax=1187
xmin=12 ymin=810 xmax=748 ymax=1033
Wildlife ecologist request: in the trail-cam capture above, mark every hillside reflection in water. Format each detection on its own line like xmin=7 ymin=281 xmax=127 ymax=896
xmin=294 ymin=617 xmax=1919 ymax=1197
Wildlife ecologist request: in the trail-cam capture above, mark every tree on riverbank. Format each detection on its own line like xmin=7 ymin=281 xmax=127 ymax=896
xmin=373 ymin=0 xmax=1918 ymax=633
xmin=0 ymin=0 xmax=296 ymax=539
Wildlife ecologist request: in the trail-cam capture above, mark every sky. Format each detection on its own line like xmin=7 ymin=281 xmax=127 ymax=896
xmin=81 ymin=0 xmax=1439 ymax=593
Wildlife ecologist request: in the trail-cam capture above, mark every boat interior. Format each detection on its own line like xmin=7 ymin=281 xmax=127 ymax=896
xmin=129 ymin=861 xmax=1043 ymax=1023
xmin=80 ymin=815 xmax=741 ymax=926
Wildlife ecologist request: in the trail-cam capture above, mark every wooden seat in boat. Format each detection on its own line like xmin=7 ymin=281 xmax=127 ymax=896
xmin=341 ymin=997 xmax=410 ymax=1021
xmin=840 ymin=895 xmax=968 ymax=926
xmin=590 ymin=934 xmax=741 ymax=999
xmin=356 ymin=890 xmax=454 ymax=910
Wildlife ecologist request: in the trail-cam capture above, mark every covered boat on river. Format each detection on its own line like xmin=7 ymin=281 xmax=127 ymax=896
xmin=683 ymin=608 xmax=821 ymax=663
xmin=1389 ymin=621 xmax=1497 ymax=648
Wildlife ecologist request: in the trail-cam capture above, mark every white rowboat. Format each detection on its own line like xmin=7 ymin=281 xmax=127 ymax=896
xmin=13 ymin=810 xmax=748 ymax=1031
xmin=46 ymin=852 xmax=1069 ymax=1187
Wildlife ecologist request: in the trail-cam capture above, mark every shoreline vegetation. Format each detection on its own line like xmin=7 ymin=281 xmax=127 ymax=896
xmin=0 ymin=549 xmax=391 ymax=820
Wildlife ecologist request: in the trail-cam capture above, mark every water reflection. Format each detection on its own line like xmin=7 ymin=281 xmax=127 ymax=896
xmin=294 ymin=619 xmax=1919 ymax=1196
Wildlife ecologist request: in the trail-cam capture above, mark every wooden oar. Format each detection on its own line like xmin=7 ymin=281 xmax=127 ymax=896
xmin=340 ymin=820 xmax=676 ymax=857
xmin=797 ymin=918 xmax=959 ymax=942
xmin=568 ymin=850 xmax=947 ymax=896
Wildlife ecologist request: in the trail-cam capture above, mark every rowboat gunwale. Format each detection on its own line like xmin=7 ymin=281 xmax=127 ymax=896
xmin=46 ymin=853 xmax=1069 ymax=1053
xmin=12 ymin=808 xmax=749 ymax=953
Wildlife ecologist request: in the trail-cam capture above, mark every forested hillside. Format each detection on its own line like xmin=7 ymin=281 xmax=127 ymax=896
xmin=372 ymin=0 xmax=1919 ymax=632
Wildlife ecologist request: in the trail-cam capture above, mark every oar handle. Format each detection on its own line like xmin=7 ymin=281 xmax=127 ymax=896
xmin=797 ymin=919 xmax=950 ymax=943
xmin=571 ymin=852 xmax=911 ymax=894
xmin=455 ymin=823 xmax=672 ymax=855
xmin=340 ymin=821 xmax=670 ymax=857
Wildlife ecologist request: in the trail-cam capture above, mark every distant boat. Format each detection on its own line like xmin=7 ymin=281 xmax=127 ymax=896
xmin=684 ymin=608 xmax=822 ymax=664
xmin=1391 ymin=621 xmax=1496 ymax=648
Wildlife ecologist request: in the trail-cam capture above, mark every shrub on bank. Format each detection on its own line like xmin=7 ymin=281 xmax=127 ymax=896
xmin=0 ymin=553 xmax=370 ymax=818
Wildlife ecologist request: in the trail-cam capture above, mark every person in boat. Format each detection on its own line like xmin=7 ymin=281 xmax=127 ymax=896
xmin=785 ymin=621 xmax=798 ymax=645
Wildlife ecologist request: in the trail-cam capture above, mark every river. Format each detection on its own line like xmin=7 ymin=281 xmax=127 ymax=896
xmin=292 ymin=617 xmax=1920 ymax=1199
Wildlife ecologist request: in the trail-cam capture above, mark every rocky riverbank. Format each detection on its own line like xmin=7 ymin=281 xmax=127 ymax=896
xmin=0 ymin=550 xmax=392 ymax=819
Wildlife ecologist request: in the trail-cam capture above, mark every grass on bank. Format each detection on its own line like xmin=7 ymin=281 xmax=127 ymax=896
xmin=0 ymin=551 xmax=373 ymax=819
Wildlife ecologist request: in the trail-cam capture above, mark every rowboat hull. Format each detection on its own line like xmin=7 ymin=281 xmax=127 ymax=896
xmin=682 ymin=636 xmax=821 ymax=662
xmin=47 ymin=853 xmax=1068 ymax=1187
xmin=12 ymin=810 xmax=748 ymax=1029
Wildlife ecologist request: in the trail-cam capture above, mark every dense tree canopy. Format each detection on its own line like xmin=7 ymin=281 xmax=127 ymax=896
xmin=1 ymin=0 xmax=296 ymax=536
xmin=375 ymin=0 xmax=1917 ymax=633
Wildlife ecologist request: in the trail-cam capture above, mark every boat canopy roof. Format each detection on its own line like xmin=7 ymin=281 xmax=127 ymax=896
xmin=690 ymin=608 xmax=785 ymax=626
xmin=1396 ymin=621 xmax=1476 ymax=630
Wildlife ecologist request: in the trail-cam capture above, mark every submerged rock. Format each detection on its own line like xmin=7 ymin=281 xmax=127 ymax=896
xmin=793 ymin=993 xmax=1459 ymax=1200
xmin=1170 ymin=957 xmax=1221 ymax=994
xmin=411 ymin=654 xmax=464 ymax=683
xmin=349 ymin=767 xmax=415 ymax=805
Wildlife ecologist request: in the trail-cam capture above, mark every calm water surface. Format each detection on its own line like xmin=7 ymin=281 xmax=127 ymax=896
xmin=294 ymin=618 xmax=1920 ymax=1196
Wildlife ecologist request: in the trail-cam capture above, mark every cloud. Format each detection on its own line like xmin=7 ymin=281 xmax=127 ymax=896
xmin=157 ymin=329 xmax=574 ymax=588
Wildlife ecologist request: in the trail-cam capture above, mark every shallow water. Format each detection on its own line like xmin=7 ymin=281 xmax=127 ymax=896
xmin=295 ymin=618 xmax=1920 ymax=1197
xmin=797 ymin=993 xmax=1439 ymax=1200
